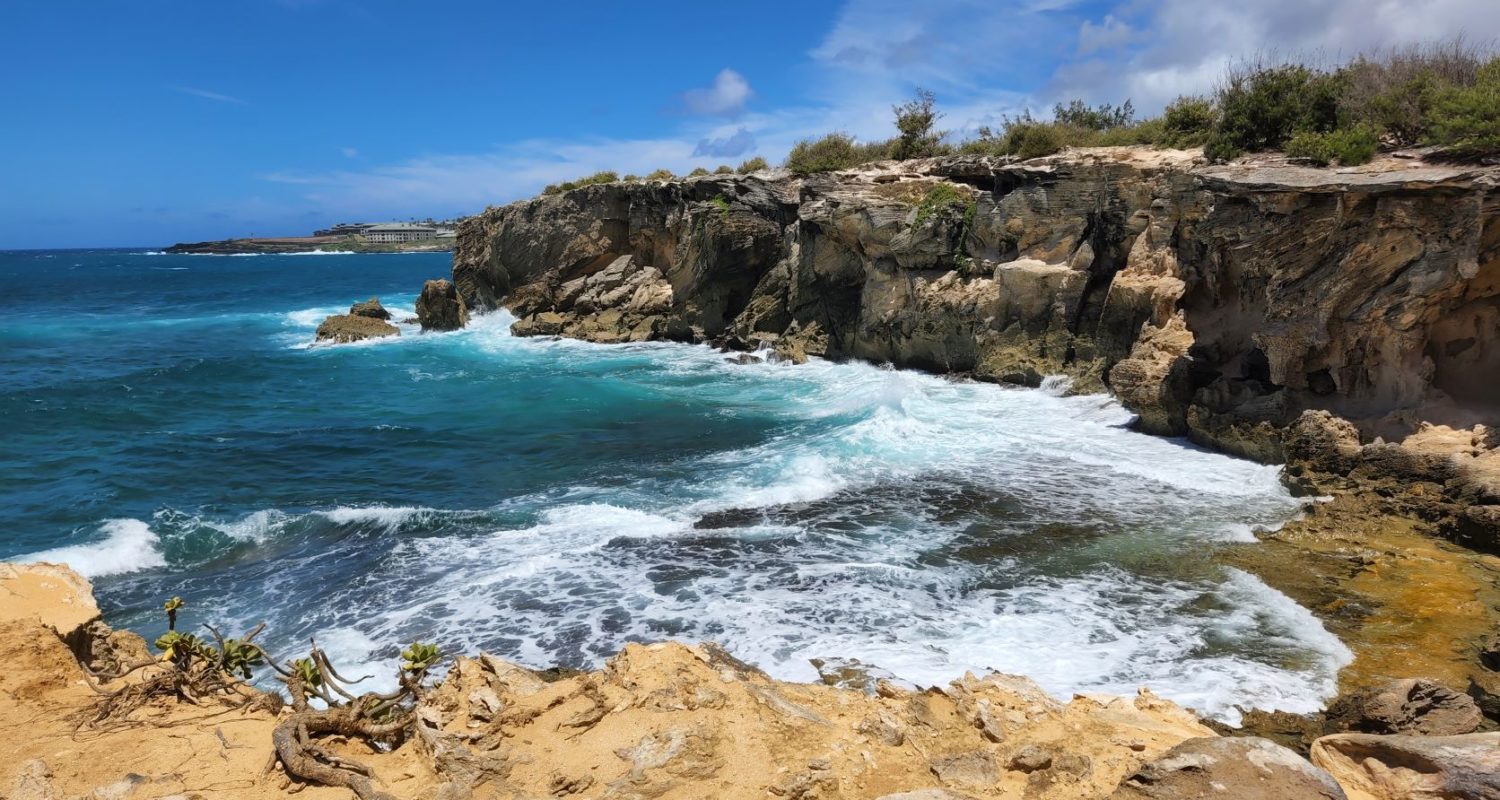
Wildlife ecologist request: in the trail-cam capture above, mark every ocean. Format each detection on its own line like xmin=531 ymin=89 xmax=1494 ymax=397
xmin=0 ymin=248 xmax=1350 ymax=722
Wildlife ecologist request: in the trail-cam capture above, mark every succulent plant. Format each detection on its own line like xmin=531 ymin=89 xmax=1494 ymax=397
xmin=400 ymin=642 xmax=441 ymax=673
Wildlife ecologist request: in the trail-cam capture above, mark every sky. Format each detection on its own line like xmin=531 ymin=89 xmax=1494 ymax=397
xmin=2 ymin=0 xmax=1496 ymax=249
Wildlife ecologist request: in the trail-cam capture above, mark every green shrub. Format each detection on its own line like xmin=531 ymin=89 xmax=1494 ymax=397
xmin=1053 ymin=99 xmax=1134 ymax=130
xmin=892 ymin=88 xmax=946 ymax=159
xmin=1161 ymin=95 xmax=1218 ymax=146
xmin=1341 ymin=41 xmax=1485 ymax=145
xmin=1284 ymin=125 xmax=1378 ymax=165
xmin=1426 ymin=58 xmax=1500 ymax=156
xmin=736 ymin=156 xmax=769 ymax=173
xmin=714 ymin=165 xmax=734 ymax=174
xmin=1000 ymin=114 xmax=1067 ymax=159
xmin=688 ymin=166 xmax=710 ymax=177
xmin=711 ymin=195 xmax=731 ymax=215
xmin=645 ymin=168 xmax=675 ymax=181
xmin=622 ymin=174 xmax=640 ymax=182
xmin=912 ymin=183 xmax=969 ymax=227
xmin=1211 ymin=63 xmax=1343 ymax=160
xmin=786 ymin=133 xmax=862 ymax=174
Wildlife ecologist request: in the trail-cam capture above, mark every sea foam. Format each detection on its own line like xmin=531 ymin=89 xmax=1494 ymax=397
xmin=18 ymin=519 xmax=165 ymax=578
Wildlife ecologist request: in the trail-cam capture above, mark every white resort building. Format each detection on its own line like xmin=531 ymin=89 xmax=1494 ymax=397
xmin=362 ymin=222 xmax=440 ymax=243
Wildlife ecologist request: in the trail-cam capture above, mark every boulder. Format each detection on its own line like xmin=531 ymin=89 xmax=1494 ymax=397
xmin=1285 ymin=410 xmax=1366 ymax=475
xmin=1468 ymin=670 xmax=1500 ymax=722
xmin=1110 ymin=737 xmax=1347 ymax=800
xmin=415 ymin=278 xmax=468 ymax=332
xmin=314 ymin=314 xmax=399 ymax=343
xmin=1310 ymin=732 xmax=1500 ymax=800
xmin=349 ymin=297 xmax=391 ymax=319
xmin=1326 ymin=678 xmax=1483 ymax=736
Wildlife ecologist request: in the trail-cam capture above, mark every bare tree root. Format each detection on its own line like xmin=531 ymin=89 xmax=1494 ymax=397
xmin=268 ymin=653 xmax=432 ymax=800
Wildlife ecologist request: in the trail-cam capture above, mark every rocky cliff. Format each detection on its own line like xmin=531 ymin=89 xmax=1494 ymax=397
xmin=449 ymin=148 xmax=1500 ymax=551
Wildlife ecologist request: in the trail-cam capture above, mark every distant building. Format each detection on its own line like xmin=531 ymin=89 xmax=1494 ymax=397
xmin=362 ymin=223 xmax=439 ymax=243
xmin=314 ymin=222 xmax=376 ymax=237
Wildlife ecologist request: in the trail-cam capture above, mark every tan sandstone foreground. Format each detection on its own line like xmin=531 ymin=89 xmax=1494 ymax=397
xmin=0 ymin=562 xmax=1243 ymax=799
xmin=7 ymin=562 xmax=1498 ymax=800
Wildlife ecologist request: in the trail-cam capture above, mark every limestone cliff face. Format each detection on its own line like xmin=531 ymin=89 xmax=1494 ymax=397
xmin=452 ymin=149 xmax=1500 ymax=544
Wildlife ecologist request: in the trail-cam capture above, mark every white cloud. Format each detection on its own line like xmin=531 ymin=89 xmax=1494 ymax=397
xmin=178 ymin=87 xmax=246 ymax=105
xmin=682 ymin=69 xmax=753 ymax=115
xmin=257 ymin=0 xmax=1493 ymax=221
xmin=1051 ymin=0 xmax=1500 ymax=112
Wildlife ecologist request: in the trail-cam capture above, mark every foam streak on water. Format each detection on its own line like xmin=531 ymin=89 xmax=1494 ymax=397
xmin=0 ymin=250 xmax=1349 ymax=723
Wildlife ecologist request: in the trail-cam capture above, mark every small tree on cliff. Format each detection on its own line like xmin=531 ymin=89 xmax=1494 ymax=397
xmin=892 ymin=88 xmax=946 ymax=159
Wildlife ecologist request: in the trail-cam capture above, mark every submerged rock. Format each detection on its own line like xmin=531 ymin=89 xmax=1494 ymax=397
xmin=315 ymin=313 xmax=399 ymax=343
xmin=415 ymin=278 xmax=468 ymax=331
xmin=1111 ymin=736 xmax=1348 ymax=800
xmin=1310 ymin=732 xmax=1500 ymax=800
xmin=349 ymin=296 xmax=391 ymax=319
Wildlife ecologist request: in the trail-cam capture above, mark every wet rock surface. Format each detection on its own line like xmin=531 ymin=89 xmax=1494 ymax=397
xmin=314 ymin=312 xmax=399 ymax=343
xmin=349 ymin=296 xmax=391 ymax=319
xmin=414 ymin=278 xmax=468 ymax=331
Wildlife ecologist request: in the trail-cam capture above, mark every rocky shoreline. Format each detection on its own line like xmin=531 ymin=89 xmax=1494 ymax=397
xmin=372 ymin=146 xmax=1500 ymax=696
xmin=4 ymin=562 xmax=1497 ymax=799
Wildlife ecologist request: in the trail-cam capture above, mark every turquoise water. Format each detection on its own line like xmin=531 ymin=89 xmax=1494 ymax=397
xmin=1 ymin=249 xmax=1350 ymax=721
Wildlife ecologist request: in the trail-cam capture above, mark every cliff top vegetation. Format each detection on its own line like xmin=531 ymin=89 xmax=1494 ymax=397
xmin=534 ymin=40 xmax=1498 ymax=195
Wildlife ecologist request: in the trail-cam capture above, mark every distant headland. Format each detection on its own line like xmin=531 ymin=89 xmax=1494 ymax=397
xmin=164 ymin=219 xmax=462 ymax=254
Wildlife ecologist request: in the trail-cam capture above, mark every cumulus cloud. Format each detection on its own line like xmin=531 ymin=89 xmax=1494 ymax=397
xmin=682 ymin=69 xmax=753 ymax=116
xmin=1050 ymin=0 xmax=1500 ymax=112
xmin=692 ymin=127 xmax=757 ymax=158
xmin=258 ymin=0 xmax=1494 ymax=222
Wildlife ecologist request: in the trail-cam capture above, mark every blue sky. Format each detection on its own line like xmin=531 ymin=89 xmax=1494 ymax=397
xmin=2 ymin=0 xmax=1493 ymax=248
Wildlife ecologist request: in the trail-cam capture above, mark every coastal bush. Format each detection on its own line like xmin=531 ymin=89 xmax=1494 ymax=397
xmin=541 ymin=170 xmax=620 ymax=195
xmin=786 ymin=133 xmax=862 ymax=174
xmin=714 ymin=164 xmax=734 ymax=174
xmin=1206 ymin=62 xmax=1343 ymax=161
xmin=892 ymin=88 xmax=947 ymax=159
xmin=736 ymin=156 xmax=769 ymax=173
xmin=645 ymin=168 xmax=675 ymax=181
xmin=1053 ymin=99 xmax=1135 ymax=130
xmin=688 ymin=167 xmax=711 ymax=176
xmin=1341 ymin=41 xmax=1485 ymax=146
xmin=912 ymin=183 xmax=969 ymax=227
xmin=622 ymin=173 xmax=640 ymax=182
xmin=1284 ymin=125 xmax=1379 ymax=165
xmin=1426 ymin=58 xmax=1500 ymax=156
xmin=1161 ymin=95 xmax=1218 ymax=146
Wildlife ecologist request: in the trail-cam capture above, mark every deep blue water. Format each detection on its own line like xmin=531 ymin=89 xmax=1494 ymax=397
xmin=0 ymin=249 xmax=1351 ymax=721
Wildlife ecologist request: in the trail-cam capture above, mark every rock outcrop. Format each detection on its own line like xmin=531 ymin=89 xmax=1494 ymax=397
xmin=1324 ymin=678 xmax=1483 ymax=737
xmin=349 ymin=296 xmax=392 ymax=319
xmin=1310 ymin=732 xmax=1500 ymax=800
xmin=1110 ymin=737 xmax=1348 ymax=800
xmin=448 ymin=149 xmax=1500 ymax=550
xmin=315 ymin=313 xmax=399 ymax=343
xmin=415 ymin=278 xmax=468 ymax=331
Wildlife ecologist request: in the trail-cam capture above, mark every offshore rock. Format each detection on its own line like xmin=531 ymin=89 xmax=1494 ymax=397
xmin=349 ymin=296 xmax=391 ymax=319
xmin=451 ymin=149 xmax=1500 ymax=549
xmin=1310 ymin=732 xmax=1500 ymax=800
xmin=315 ymin=313 xmax=399 ymax=343
xmin=1110 ymin=737 xmax=1348 ymax=800
xmin=415 ymin=278 xmax=468 ymax=331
